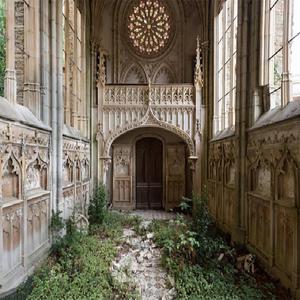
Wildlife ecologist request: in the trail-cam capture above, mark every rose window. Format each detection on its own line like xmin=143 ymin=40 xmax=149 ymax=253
xmin=127 ymin=0 xmax=173 ymax=57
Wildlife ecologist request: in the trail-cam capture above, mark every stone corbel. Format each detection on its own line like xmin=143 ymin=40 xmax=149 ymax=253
xmin=101 ymin=156 xmax=112 ymax=171
xmin=96 ymin=123 xmax=104 ymax=141
xmin=188 ymin=156 xmax=198 ymax=171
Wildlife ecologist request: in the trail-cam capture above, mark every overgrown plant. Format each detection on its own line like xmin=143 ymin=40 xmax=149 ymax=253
xmin=179 ymin=196 xmax=193 ymax=214
xmin=50 ymin=210 xmax=64 ymax=243
xmin=151 ymin=193 xmax=278 ymax=299
xmin=88 ymin=183 xmax=108 ymax=225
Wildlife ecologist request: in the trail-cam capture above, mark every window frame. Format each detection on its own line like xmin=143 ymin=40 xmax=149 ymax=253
xmin=260 ymin=0 xmax=300 ymax=108
xmin=213 ymin=0 xmax=238 ymax=135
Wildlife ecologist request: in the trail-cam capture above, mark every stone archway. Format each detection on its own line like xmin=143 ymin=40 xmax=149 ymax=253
xmin=110 ymin=127 xmax=190 ymax=211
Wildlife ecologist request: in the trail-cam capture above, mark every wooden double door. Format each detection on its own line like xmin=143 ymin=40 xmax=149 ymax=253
xmin=136 ymin=138 xmax=163 ymax=209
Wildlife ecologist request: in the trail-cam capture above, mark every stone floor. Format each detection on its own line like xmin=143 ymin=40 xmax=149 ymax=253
xmin=129 ymin=210 xmax=177 ymax=220
xmin=111 ymin=211 xmax=176 ymax=300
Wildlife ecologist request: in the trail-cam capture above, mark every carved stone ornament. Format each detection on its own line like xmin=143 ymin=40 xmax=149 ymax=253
xmin=194 ymin=36 xmax=203 ymax=87
xmin=114 ymin=145 xmax=131 ymax=176
xmin=103 ymin=106 xmax=195 ymax=157
xmin=126 ymin=0 xmax=174 ymax=58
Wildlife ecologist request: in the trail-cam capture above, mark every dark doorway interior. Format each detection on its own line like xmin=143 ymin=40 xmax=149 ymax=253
xmin=136 ymin=138 xmax=163 ymax=209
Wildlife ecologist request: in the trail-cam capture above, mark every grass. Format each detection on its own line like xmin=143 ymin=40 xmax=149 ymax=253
xmin=19 ymin=211 xmax=142 ymax=300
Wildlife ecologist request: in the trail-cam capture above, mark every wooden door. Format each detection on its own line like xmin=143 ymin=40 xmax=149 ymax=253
xmin=136 ymin=138 xmax=163 ymax=209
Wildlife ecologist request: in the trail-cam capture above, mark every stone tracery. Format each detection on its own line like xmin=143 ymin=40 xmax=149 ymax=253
xmin=127 ymin=0 xmax=173 ymax=58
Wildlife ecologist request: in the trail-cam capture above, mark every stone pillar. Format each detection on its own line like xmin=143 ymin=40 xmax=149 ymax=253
xmin=57 ymin=0 xmax=64 ymax=210
xmin=40 ymin=0 xmax=50 ymax=124
xmin=4 ymin=0 xmax=17 ymax=104
xmin=23 ymin=0 xmax=41 ymax=118
xmin=193 ymin=37 xmax=204 ymax=195
xmin=50 ymin=0 xmax=58 ymax=213
xmin=90 ymin=41 xmax=98 ymax=187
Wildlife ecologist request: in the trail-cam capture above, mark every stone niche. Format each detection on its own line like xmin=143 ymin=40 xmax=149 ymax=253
xmin=63 ymin=158 xmax=74 ymax=186
xmin=25 ymin=159 xmax=48 ymax=192
xmin=2 ymin=158 xmax=20 ymax=200
xmin=249 ymin=162 xmax=272 ymax=198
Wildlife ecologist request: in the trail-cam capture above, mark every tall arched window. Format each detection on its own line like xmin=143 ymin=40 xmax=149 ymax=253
xmin=260 ymin=0 xmax=300 ymax=108
xmin=0 ymin=0 xmax=6 ymax=97
xmin=62 ymin=0 xmax=86 ymax=134
xmin=214 ymin=0 xmax=238 ymax=135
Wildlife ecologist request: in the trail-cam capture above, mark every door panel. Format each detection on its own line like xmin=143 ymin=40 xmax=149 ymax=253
xmin=136 ymin=138 xmax=163 ymax=209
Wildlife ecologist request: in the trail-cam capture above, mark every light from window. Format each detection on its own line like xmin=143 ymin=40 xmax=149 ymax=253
xmin=127 ymin=0 xmax=172 ymax=58
xmin=290 ymin=0 xmax=300 ymax=100
xmin=214 ymin=0 xmax=238 ymax=134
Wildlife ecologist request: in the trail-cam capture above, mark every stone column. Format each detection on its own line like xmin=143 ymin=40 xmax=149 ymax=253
xmin=23 ymin=0 xmax=41 ymax=118
xmin=4 ymin=0 xmax=17 ymax=104
xmin=90 ymin=41 xmax=98 ymax=187
xmin=50 ymin=0 xmax=58 ymax=213
xmin=57 ymin=0 xmax=64 ymax=211
xmin=193 ymin=37 xmax=204 ymax=195
xmin=40 ymin=0 xmax=50 ymax=124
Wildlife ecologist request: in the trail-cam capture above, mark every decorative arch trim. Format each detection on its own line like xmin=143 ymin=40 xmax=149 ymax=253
xmin=103 ymin=107 xmax=195 ymax=157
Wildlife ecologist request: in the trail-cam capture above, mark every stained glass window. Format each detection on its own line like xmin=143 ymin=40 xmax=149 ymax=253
xmin=127 ymin=0 xmax=172 ymax=57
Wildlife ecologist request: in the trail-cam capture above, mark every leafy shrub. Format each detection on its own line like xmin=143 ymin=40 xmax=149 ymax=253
xmin=49 ymin=210 xmax=64 ymax=242
xmin=88 ymin=183 xmax=108 ymax=225
xmin=179 ymin=196 xmax=193 ymax=214
xmin=152 ymin=193 xmax=276 ymax=300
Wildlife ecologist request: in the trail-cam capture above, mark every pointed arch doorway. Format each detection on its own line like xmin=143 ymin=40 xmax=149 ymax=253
xmin=136 ymin=137 xmax=163 ymax=209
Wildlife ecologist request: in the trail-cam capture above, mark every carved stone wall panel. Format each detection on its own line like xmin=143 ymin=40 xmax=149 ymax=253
xmin=113 ymin=179 xmax=131 ymax=204
xmin=112 ymin=145 xmax=132 ymax=208
xmin=166 ymin=145 xmax=185 ymax=209
xmin=207 ymin=180 xmax=217 ymax=216
xmin=2 ymin=204 xmax=22 ymax=275
xmin=62 ymin=188 xmax=75 ymax=220
xmin=101 ymin=85 xmax=195 ymax=157
xmin=0 ymin=119 xmax=51 ymax=294
xmin=248 ymin=195 xmax=271 ymax=258
xmin=27 ymin=196 xmax=49 ymax=255
xmin=223 ymin=187 xmax=234 ymax=230
xmin=274 ymin=205 xmax=297 ymax=279
xmin=207 ymin=139 xmax=237 ymax=232
xmin=62 ymin=137 xmax=91 ymax=216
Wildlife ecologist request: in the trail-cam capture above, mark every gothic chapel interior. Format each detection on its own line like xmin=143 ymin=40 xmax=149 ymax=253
xmin=0 ymin=0 xmax=300 ymax=297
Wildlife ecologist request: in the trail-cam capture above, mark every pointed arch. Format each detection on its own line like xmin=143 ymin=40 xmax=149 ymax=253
xmin=122 ymin=62 xmax=147 ymax=84
xmin=153 ymin=63 xmax=177 ymax=84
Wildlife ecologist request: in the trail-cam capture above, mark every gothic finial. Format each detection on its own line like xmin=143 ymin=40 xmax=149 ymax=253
xmin=194 ymin=35 xmax=203 ymax=88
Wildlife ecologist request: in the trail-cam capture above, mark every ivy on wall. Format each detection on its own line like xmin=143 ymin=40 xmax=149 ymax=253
xmin=0 ymin=0 xmax=6 ymax=97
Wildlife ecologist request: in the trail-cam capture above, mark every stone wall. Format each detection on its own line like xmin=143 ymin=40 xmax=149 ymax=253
xmin=61 ymin=136 xmax=90 ymax=219
xmin=204 ymin=0 xmax=300 ymax=296
xmin=0 ymin=116 xmax=51 ymax=293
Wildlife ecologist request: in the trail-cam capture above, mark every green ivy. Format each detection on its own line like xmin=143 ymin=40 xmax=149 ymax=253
xmin=88 ymin=183 xmax=108 ymax=225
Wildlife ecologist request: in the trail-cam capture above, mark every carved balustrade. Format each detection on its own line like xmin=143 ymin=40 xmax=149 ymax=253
xmin=99 ymin=84 xmax=195 ymax=139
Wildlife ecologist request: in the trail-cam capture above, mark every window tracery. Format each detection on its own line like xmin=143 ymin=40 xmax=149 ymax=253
xmin=127 ymin=0 xmax=173 ymax=58
xmin=214 ymin=0 xmax=238 ymax=134
xmin=260 ymin=0 xmax=300 ymax=108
